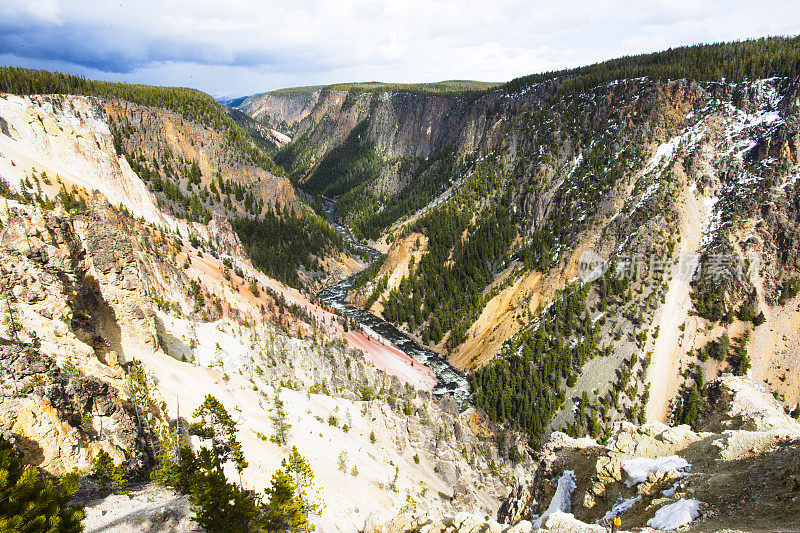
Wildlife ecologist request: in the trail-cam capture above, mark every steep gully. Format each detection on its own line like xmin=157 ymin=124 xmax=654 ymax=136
xmin=318 ymin=199 xmax=471 ymax=407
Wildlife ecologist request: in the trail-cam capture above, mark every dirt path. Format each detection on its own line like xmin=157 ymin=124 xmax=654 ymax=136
xmin=646 ymin=182 xmax=705 ymax=421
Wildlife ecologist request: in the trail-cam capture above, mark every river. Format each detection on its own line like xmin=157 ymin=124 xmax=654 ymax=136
xmin=317 ymin=199 xmax=471 ymax=407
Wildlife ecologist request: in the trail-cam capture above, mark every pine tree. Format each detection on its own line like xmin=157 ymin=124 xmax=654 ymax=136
xmin=189 ymin=449 xmax=260 ymax=533
xmin=90 ymin=450 xmax=126 ymax=494
xmin=271 ymin=392 xmax=291 ymax=446
xmin=281 ymin=446 xmax=323 ymax=516
xmin=0 ymin=437 xmax=84 ymax=533
xmin=263 ymin=470 xmax=309 ymax=532
xmin=2 ymin=281 xmax=21 ymax=344
xmin=191 ymin=394 xmax=247 ymax=473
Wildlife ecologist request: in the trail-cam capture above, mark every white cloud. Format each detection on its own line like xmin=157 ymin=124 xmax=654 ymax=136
xmin=0 ymin=0 xmax=62 ymax=24
xmin=0 ymin=0 xmax=797 ymax=95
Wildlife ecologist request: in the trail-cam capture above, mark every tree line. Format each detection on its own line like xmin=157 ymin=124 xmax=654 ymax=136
xmin=502 ymin=36 xmax=800 ymax=96
xmin=0 ymin=66 xmax=286 ymax=178
xmin=469 ymin=283 xmax=598 ymax=448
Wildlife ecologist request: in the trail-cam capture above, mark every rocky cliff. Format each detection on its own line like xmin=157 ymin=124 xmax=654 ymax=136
xmin=368 ymin=375 xmax=800 ymax=532
xmin=243 ymin=73 xmax=800 ymax=440
xmin=104 ymin=98 xmax=301 ymax=216
xmin=0 ymin=170 xmax=531 ymax=530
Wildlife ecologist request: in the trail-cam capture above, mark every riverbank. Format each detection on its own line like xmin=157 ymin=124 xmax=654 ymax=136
xmin=319 ymin=198 xmax=471 ymax=406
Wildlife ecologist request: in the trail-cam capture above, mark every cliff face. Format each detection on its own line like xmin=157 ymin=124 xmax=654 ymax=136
xmin=237 ymin=89 xmax=322 ymax=136
xmin=0 ymin=94 xmax=167 ymax=226
xmin=243 ymin=77 xmax=800 ymax=436
xmin=239 ymin=87 xmax=492 ymax=190
xmin=0 ymin=198 xmax=169 ymax=477
xmin=104 ymin=99 xmax=301 ymax=216
xmin=0 ymin=196 xmax=532 ymax=530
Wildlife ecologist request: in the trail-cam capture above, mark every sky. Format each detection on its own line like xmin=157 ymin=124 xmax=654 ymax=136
xmin=0 ymin=1 xmax=798 ymax=98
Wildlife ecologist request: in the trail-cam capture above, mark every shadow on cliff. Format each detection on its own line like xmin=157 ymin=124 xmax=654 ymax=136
xmin=153 ymin=314 xmax=193 ymax=363
xmin=66 ymin=273 xmax=124 ymax=362
xmin=11 ymin=433 xmax=45 ymax=467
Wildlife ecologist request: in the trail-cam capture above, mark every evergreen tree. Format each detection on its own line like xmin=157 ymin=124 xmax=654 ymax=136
xmin=0 ymin=437 xmax=84 ymax=533
xmin=263 ymin=470 xmax=310 ymax=532
xmin=673 ymin=365 xmax=707 ymax=428
xmin=2 ymin=281 xmax=21 ymax=344
xmin=191 ymin=394 xmax=247 ymax=473
xmin=271 ymin=393 xmax=291 ymax=446
xmin=90 ymin=450 xmax=127 ymax=494
xmin=189 ymin=449 xmax=261 ymax=533
xmin=281 ymin=446 xmax=323 ymax=516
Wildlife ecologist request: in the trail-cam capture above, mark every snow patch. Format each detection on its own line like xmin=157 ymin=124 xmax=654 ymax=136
xmin=779 ymin=171 xmax=800 ymax=190
xmin=699 ymin=194 xmax=720 ymax=247
xmin=602 ymin=495 xmax=640 ymax=522
xmin=661 ymin=481 xmax=680 ymax=497
xmin=644 ymin=136 xmax=681 ymax=175
xmin=621 ymin=456 xmax=690 ymax=487
xmin=533 ymin=470 xmax=576 ymax=528
xmin=647 ymin=499 xmax=701 ymax=530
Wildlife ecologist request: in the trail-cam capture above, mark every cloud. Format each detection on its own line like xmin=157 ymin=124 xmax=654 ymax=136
xmin=0 ymin=0 xmax=797 ymax=94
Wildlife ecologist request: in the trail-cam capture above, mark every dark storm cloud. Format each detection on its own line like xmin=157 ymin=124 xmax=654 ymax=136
xmin=0 ymin=17 xmax=316 ymax=74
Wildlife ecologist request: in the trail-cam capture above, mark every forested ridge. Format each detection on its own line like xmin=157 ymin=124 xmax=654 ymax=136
xmin=1 ymin=66 xmax=352 ymax=290
xmin=269 ymin=80 xmax=499 ymax=98
xmin=502 ymin=35 xmax=800 ymax=95
xmin=300 ymin=120 xmax=385 ymax=199
xmin=469 ymin=283 xmax=597 ymax=447
xmin=336 ymin=146 xmax=462 ymax=241
xmin=0 ymin=66 xmax=286 ymax=177
xmin=379 ymin=160 xmax=517 ymax=351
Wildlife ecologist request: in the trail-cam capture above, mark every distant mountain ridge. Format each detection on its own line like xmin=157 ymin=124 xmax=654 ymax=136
xmin=216 ymin=95 xmax=249 ymax=107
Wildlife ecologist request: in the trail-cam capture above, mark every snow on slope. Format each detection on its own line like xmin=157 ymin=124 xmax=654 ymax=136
xmin=645 ymin=79 xmax=789 ymax=422
xmin=602 ymin=495 xmax=640 ymax=522
xmin=647 ymin=499 xmax=701 ymax=530
xmin=621 ymin=455 xmax=690 ymax=487
xmin=533 ymin=470 xmax=576 ymax=528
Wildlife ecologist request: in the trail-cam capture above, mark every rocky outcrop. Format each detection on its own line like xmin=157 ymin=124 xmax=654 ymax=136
xmin=365 ymin=511 xmax=534 ymax=533
xmin=0 ymin=344 xmax=152 ymax=476
xmin=199 ymin=212 xmax=250 ymax=261
xmin=371 ymin=375 xmax=800 ymax=532
xmin=0 ymin=198 xmax=188 ymax=475
xmin=699 ymin=374 xmax=800 ymax=435
xmin=1 ymin=198 xmax=164 ymax=362
xmin=496 ymin=375 xmax=800 ymax=531
xmin=497 ymin=483 xmax=536 ymax=526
